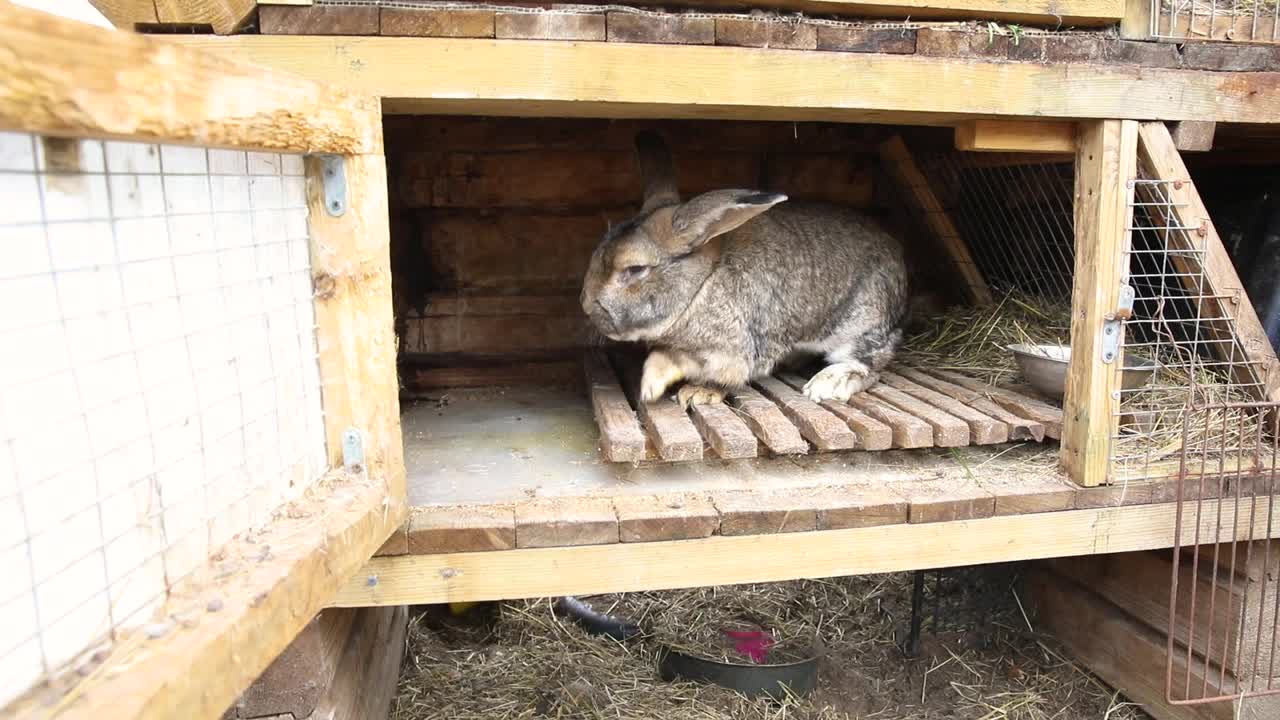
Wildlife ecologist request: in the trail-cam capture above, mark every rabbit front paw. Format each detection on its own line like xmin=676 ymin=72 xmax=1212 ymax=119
xmin=803 ymin=362 xmax=878 ymax=403
xmin=640 ymin=351 xmax=686 ymax=403
xmin=676 ymin=384 xmax=725 ymax=409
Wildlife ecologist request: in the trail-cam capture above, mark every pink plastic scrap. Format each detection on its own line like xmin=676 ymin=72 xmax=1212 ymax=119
xmin=722 ymin=629 xmax=775 ymax=663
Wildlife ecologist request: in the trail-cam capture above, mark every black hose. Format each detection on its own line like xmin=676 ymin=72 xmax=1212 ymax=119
xmin=554 ymin=596 xmax=643 ymax=642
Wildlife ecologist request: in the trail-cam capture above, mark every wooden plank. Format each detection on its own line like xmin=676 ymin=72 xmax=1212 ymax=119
xmin=1119 ymin=0 xmax=1153 ymax=39
xmin=0 ymin=4 xmax=381 ymax=155
xmin=847 ymin=393 xmax=934 ymax=449
xmin=688 ymin=402 xmax=758 ymax=459
xmin=584 ymin=353 xmax=647 ymax=463
xmin=725 ymin=385 xmax=809 ymax=455
xmin=614 ymin=355 xmax=703 ymax=462
xmin=1171 ymin=121 xmax=1216 ymax=152
xmin=714 ymin=17 xmax=817 ymax=50
xmin=879 ymin=135 xmax=993 ymax=305
xmin=514 ymin=498 xmax=620 ymax=549
xmin=381 ymin=8 xmax=496 ymax=38
xmin=815 ymin=26 xmax=918 ymax=54
xmin=973 ymin=470 xmax=1078 ymax=515
xmin=880 ymin=370 xmax=1007 ymax=444
xmin=775 ymin=373 xmax=892 ymax=450
xmin=894 ymin=367 xmax=1044 ymax=441
xmin=1061 ymin=121 xmax=1138 ymax=488
xmin=496 ymin=11 xmax=607 ymax=41
xmin=955 ymin=120 xmax=1077 ymax=153
xmin=260 ymin=5 xmax=380 ymax=35
xmin=606 ymin=12 xmax=715 ymax=45
xmin=893 ymin=475 xmax=997 ymax=523
xmin=407 ymin=506 xmax=516 ymax=554
xmin=374 ymin=526 xmax=408 ymax=556
xmin=226 ymin=610 xmax=355 ymax=720
xmin=1137 ymin=121 xmax=1280 ymax=403
xmin=866 ymin=384 xmax=969 ymax=447
xmin=153 ymin=0 xmax=256 ymax=33
xmin=713 ymin=490 xmax=820 ymax=535
xmin=613 ymin=494 xmax=720 ymax=543
xmin=400 ymin=353 xmax=582 ymax=392
xmin=311 ymin=605 xmax=408 ymax=720
xmin=753 ymin=377 xmax=860 ymax=451
xmin=603 ymin=0 xmax=1123 ymax=25
xmin=926 ymin=369 xmax=1063 ymax=440
xmin=809 ymin=484 xmax=910 ymax=530
xmin=332 ymin=498 xmax=1280 ymax=607
xmin=87 ymin=0 xmax=159 ymax=27
xmin=165 ymin=36 xmax=1280 ymax=126
xmin=1027 ymin=568 xmax=1233 ymax=720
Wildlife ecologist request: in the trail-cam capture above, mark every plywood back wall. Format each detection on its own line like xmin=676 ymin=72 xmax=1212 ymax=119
xmin=385 ymin=117 xmax=893 ymax=358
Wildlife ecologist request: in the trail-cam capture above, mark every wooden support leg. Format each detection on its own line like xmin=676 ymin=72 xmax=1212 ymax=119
xmin=1062 ymin=120 xmax=1139 ymax=488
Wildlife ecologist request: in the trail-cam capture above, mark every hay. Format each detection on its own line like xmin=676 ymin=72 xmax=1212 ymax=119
xmin=899 ymin=293 xmax=1072 ymax=386
xmin=393 ymin=569 xmax=1152 ymax=720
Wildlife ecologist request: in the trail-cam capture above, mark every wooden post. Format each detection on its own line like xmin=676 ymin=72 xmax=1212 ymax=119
xmin=1062 ymin=120 xmax=1138 ymax=488
xmin=1119 ymin=0 xmax=1154 ymax=39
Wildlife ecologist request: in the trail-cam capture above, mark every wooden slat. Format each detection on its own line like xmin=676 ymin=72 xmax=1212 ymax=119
xmin=1 ymin=3 xmax=381 ymax=154
xmin=879 ymin=135 xmax=993 ymax=305
xmin=892 ymin=473 xmax=997 ymax=523
xmin=1171 ymin=121 xmax=1216 ymax=152
xmin=514 ymin=498 xmax=620 ymax=548
xmin=880 ymin=370 xmax=1008 ymax=444
xmin=614 ymin=355 xmax=704 ymax=462
xmin=954 ymin=120 xmax=1077 ymax=153
xmin=407 ymin=505 xmax=516 ymax=554
xmin=331 ymin=498 xmax=1280 ymax=607
xmin=688 ymin=402 xmax=758 ymax=459
xmin=894 ymin=367 xmax=1044 ymax=441
xmin=809 ymin=484 xmax=910 ymax=529
xmin=925 ymin=369 xmax=1063 ymax=439
xmin=613 ymin=494 xmax=720 ymax=543
xmin=866 ymin=384 xmax=970 ymax=447
xmin=775 ymin=373 xmax=892 ymax=450
xmin=154 ymin=0 xmax=257 ymax=34
xmin=166 ymin=36 xmax=1280 ymax=126
xmin=712 ymin=490 xmax=820 ymax=535
xmin=753 ymin=377 xmax=860 ymax=451
xmin=973 ymin=470 xmax=1079 ymax=515
xmin=725 ymin=385 xmax=809 ymax=455
xmin=584 ymin=353 xmax=647 ymax=463
xmin=847 ymin=393 xmax=934 ymax=449
xmin=1062 ymin=120 xmax=1138 ymax=487
xmin=1137 ymin=121 xmax=1280 ymax=403
xmin=260 ymin=4 xmax=380 ymax=35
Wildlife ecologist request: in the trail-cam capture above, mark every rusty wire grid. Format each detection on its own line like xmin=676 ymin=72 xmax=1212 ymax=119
xmin=1151 ymin=0 xmax=1280 ymax=42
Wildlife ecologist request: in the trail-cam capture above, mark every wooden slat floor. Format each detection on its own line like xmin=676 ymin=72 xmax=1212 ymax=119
xmin=587 ymin=351 xmax=1063 ymax=464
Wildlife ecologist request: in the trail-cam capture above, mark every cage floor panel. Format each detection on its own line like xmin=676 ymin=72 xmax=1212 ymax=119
xmin=587 ymin=352 xmax=1062 ymax=464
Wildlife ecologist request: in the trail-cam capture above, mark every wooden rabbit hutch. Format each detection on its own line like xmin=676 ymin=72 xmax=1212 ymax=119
xmin=4 ymin=0 xmax=1280 ymax=717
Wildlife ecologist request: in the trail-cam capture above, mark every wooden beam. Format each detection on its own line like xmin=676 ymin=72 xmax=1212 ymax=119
xmin=162 ymin=36 xmax=1280 ymax=125
xmin=955 ymin=120 xmax=1077 ymax=153
xmin=1137 ymin=122 xmax=1280 ymax=403
xmin=0 ymin=3 xmax=381 ymax=154
xmin=153 ymin=0 xmax=257 ymax=33
xmin=87 ymin=0 xmax=159 ymax=27
xmin=1119 ymin=0 xmax=1153 ymax=39
xmin=1170 ymin=120 xmax=1216 ymax=152
xmin=331 ymin=497 xmax=1280 ymax=607
xmin=0 ymin=471 xmax=407 ymax=720
xmin=1062 ymin=120 xmax=1139 ymax=488
xmin=879 ymin=136 xmax=993 ymax=305
xmin=630 ymin=0 xmax=1122 ymax=25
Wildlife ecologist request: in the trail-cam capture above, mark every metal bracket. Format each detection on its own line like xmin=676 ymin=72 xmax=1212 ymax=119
xmin=1101 ymin=284 xmax=1136 ymax=364
xmin=342 ymin=428 xmax=364 ymax=474
xmin=320 ymin=155 xmax=346 ymax=217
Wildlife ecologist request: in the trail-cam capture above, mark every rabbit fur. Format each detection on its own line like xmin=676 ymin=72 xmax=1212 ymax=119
xmin=580 ymin=131 xmax=909 ymax=408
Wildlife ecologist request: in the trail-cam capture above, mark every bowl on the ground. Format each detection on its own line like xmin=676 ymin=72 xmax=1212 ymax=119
xmin=1007 ymin=343 xmax=1157 ymax=402
xmin=657 ymin=640 xmax=822 ymax=699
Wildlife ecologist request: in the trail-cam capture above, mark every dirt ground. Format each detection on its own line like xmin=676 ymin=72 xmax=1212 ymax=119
xmin=392 ymin=563 xmax=1151 ymax=720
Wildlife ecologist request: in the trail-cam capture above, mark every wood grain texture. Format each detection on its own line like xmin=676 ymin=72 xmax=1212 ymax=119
xmin=894 ymin=368 xmax=1044 ymax=441
xmin=515 ymin=498 xmax=620 ymax=548
xmin=817 ymin=399 xmax=894 ymax=451
xmin=374 ymin=526 xmax=408 ymax=556
xmin=815 ymin=26 xmax=917 ymax=53
xmin=382 ymin=8 xmax=496 ymax=38
xmin=689 ymin=401 xmax=758 ymax=459
xmin=154 ymin=0 xmax=256 ymax=33
xmin=848 ymin=393 xmax=934 ymax=449
xmin=714 ymin=17 xmax=817 ymax=49
xmin=585 ymin=353 xmax=647 ymax=463
xmin=807 ymin=484 xmax=910 ymax=530
xmin=896 ymin=476 xmax=997 ymax=523
xmin=554 ymin=0 xmax=1121 ymax=25
xmin=311 ymin=605 xmax=408 ymax=720
xmin=1170 ymin=121 xmax=1216 ymax=152
xmin=408 ymin=506 xmax=516 ymax=554
xmin=713 ymin=491 xmax=820 ymax=535
xmin=1137 ymin=122 xmax=1280 ymax=403
xmin=88 ymin=0 xmax=159 ymax=26
xmin=974 ymin=471 xmax=1078 ymax=515
xmin=614 ymin=494 xmax=720 ymax=542
xmin=1 ymin=4 xmax=382 ymax=154
xmin=225 ymin=610 xmax=353 ymax=720
xmin=607 ymin=12 xmax=715 ymax=45
xmin=726 ymin=385 xmax=809 ymax=455
xmin=879 ymin=135 xmax=992 ymax=304
xmin=926 ymin=369 xmax=1062 ymax=439
xmin=333 ymin=499 xmax=1280 ymax=607
xmin=165 ymin=36 xmax=1280 ymax=126
xmin=754 ymin=377 xmax=860 ymax=451
xmin=880 ymin=371 xmax=1007 ymax=444
xmin=496 ymin=11 xmax=606 ymax=41
xmin=1062 ymin=120 xmax=1138 ymax=487
xmin=955 ymin=120 xmax=1077 ymax=153
xmin=636 ymin=398 xmax=704 ymax=461
xmin=260 ymin=5 xmax=380 ymax=35
xmin=866 ymin=384 xmax=969 ymax=446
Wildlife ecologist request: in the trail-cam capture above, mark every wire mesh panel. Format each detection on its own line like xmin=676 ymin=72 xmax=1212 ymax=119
xmin=1151 ymin=0 xmax=1280 ymax=42
xmin=0 ymin=132 xmax=327 ymax=705
xmin=1111 ymin=172 xmax=1269 ymax=482
xmin=1166 ymin=402 xmax=1280 ymax=704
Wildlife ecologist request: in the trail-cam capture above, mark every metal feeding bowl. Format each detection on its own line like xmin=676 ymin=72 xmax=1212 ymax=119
xmin=1008 ymin=343 xmax=1157 ymax=402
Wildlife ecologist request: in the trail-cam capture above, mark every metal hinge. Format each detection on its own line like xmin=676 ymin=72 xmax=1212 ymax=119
xmin=342 ymin=428 xmax=365 ymax=474
xmin=320 ymin=155 xmax=347 ymax=217
xmin=1101 ymin=283 xmax=1135 ymax=364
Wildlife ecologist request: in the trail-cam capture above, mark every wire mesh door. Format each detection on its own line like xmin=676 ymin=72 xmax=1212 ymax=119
xmin=1166 ymin=402 xmax=1280 ymax=704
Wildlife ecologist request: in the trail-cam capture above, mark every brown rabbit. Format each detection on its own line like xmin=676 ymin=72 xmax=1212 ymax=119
xmin=580 ymin=131 xmax=909 ymax=408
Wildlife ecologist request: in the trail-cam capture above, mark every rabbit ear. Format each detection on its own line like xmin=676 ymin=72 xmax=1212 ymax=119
xmin=669 ymin=190 xmax=787 ymax=252
xmin=635 ymin=131 xmax=680 ymax=213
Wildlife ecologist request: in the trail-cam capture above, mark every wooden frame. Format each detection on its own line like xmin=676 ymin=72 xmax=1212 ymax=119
xmin=334 ymin=497 xmax=1280 ymax=606
xmin=90 ymin=0 xmax=259 ymax=34
xmin=166 ymin=36 xmax=1280 ymax=126
xmin=0 ymin=5 xmax=404 ymax=718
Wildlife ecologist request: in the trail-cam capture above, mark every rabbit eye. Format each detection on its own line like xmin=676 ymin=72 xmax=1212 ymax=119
xmin=621 ymin=265 xmax=650 ymax=281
